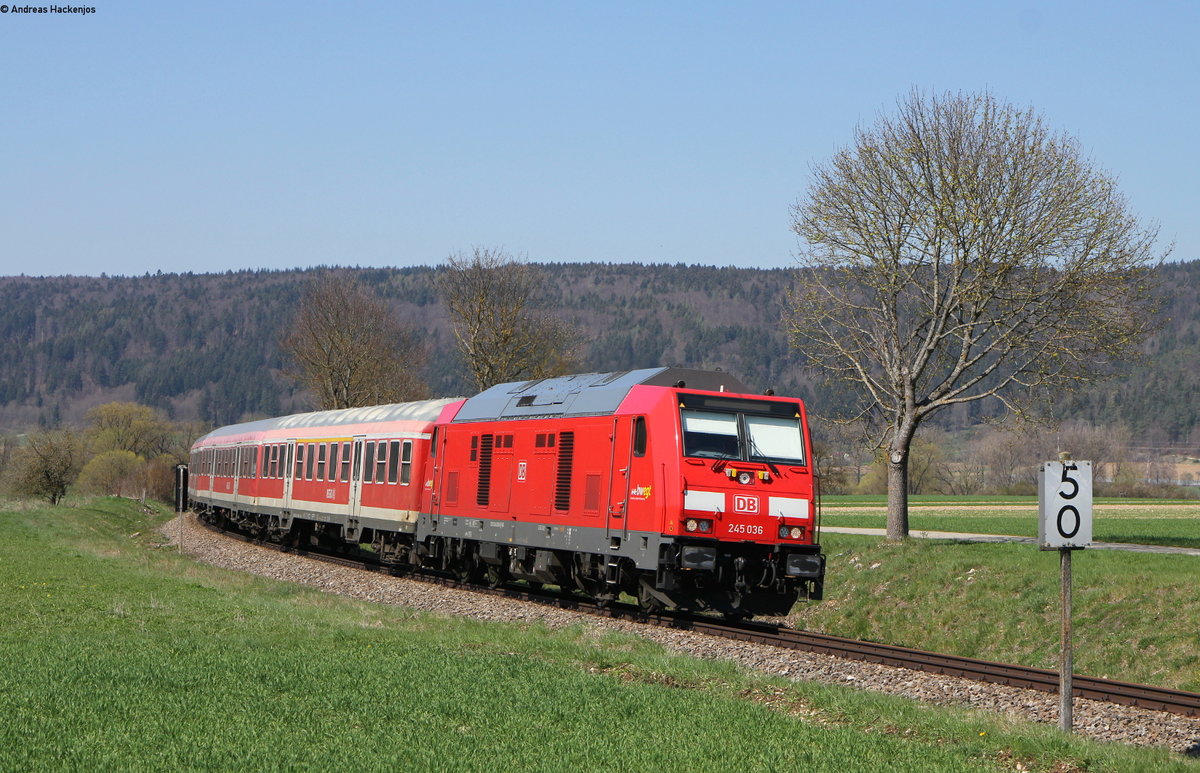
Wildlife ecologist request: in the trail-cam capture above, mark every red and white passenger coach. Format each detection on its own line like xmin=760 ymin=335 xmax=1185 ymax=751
xmin=188 ymin=368 xmax=825 ymax=617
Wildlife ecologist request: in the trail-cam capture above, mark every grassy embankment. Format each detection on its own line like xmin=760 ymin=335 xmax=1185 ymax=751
xmin=3 ymin=497 xmax=1197 ymax=771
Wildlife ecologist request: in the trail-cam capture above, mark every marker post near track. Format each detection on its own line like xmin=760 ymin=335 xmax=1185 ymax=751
xmin=1038 ymin=454 xmax=1093 ymax=733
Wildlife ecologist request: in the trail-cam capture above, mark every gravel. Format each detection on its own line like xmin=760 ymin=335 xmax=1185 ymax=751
xmin=161 ymin=513 xmax=1200 ymax=757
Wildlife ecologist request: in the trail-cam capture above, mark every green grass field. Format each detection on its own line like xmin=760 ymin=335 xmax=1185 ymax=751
xmin=3 ymin=497 xmax=1198 ymax=771
xmin=820 ymin=495 xmax=1200 ymax=548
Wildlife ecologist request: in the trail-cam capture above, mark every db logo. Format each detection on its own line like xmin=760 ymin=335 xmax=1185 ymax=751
xmin=733 ymin=495 xmax=758 ymax=514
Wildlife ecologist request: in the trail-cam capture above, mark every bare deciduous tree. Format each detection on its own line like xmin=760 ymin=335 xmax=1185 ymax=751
xmin=438 ymin=248 xmax=578 ymax=390
xmin=281 ymin=275 xmax=428 ymax=410
xmin=11 ymin=429 xmax=84 ymax=505
xmin=788 ymin=90 xmax=1165 ymax=539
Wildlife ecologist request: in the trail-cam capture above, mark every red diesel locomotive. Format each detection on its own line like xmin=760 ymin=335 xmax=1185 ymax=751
xmin=188 ymin=368 xmax=825 ymax=617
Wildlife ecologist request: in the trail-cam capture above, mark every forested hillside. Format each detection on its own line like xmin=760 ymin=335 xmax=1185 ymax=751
xmin=2 ymin=262 xmax=1198 ymax=450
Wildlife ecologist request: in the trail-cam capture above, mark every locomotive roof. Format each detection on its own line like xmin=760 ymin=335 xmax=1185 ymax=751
xmin=196 ymin=398 xmax=461 ymax=444
xmin=451 ymin=367 xmax=750 ymax=423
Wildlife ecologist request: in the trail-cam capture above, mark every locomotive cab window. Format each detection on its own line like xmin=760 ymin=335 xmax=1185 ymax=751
xmin=681 ymin=411 xmax=739 ymax=459
xmin=633 ymin=416 xmax=648 ymax=457
xmin=680 ymin=398 xmax=806 ymax=466
xmin=745 ymin=415 xmax=805 ymax=465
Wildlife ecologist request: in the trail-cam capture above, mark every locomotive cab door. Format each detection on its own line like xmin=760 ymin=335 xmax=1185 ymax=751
xmin=606 ymin=416 xmax=636 ymax=543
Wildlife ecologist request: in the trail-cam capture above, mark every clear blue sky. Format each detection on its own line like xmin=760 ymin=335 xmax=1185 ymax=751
xmin=1 ymin=1 xmax=1195 ymax=276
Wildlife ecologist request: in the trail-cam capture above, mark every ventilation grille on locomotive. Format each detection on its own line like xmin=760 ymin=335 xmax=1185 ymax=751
xmin=554 ymin=431 xmax=574 ymax=511
xmin=476 ymin=434 xmax=494 ymax=507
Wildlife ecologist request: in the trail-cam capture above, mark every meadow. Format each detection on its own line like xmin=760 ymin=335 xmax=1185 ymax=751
xmin=821 ymin=495 xmax=1200 ymax=549
xmin=2 ymin=497 xmax=1198 ymax=771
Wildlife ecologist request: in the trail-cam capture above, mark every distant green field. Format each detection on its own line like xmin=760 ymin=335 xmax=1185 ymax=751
xmin=822 ymin=494 xmax=1200 ymax=508
xmin=4 ymin=498 xmax=1198 ymax=771
xmin=819 ymin=496 xmax=1200 ymax=548
xmin=822 ymin=495 xmax=1036 ymax=507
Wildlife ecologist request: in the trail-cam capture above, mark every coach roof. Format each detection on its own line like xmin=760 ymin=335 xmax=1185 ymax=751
xmin=195 ymin=398 xmax=461 ymax=445
xmin=450 ymin=367 xmax=750 ymax=423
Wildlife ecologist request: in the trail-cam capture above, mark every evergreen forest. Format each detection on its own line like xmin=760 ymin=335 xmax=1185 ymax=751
xmin=2 ymin=262 xmax=1198 ymax=454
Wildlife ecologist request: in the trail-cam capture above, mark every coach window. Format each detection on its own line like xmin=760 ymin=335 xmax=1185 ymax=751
xmin=387 ymin=440 xmax=401 ymax=484
xmin=400 ymin=440 xmax=413 ymax=485
xmin=317 ymin=443 xmax=327 ymax=481
xmin=330 ymin=443 xmax=340 ymax=481
xmin=376 ymin=442 xmax=389 ymax=483
xmin=306 ymin=443 xmax=316 ymax=481
xmin=340 ymin=442 xmax=351 ymax=482
xmin=633 ymin=417 xmax=648 ymax=457
xmin=295 ymin=445 xmax=305 ymax=480
xmin=364 ymin=441 xmax=376 ymax=483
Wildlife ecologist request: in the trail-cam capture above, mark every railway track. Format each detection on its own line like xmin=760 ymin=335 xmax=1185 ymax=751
xmin=198 ymin=515 xmax=1200 ymax=719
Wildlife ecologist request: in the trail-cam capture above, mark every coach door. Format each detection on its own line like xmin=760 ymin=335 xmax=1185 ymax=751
xmin=282 ymin=440 xmax=297 ymax=512
xmin=232 ymin=444 xmax=244 ymax=501
xmin=348 ymin=437 xmax=366 ymax=519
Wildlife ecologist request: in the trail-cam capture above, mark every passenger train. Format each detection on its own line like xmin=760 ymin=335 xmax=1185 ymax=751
xmin=187 ymin=368 xmax=825 ymax=617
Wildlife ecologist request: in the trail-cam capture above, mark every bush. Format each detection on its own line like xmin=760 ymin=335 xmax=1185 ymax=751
xmin=8 ymin=430 xmax=84 ymax=505
xmin=77 ymin=450 xmax=143 ymax=497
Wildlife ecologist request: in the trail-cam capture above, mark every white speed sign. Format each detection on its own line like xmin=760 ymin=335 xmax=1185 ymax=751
xmin=1038 ymin=461 xmax=1093 ymax=549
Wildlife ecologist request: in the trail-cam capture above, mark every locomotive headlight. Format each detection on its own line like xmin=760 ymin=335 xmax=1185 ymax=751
xmin=686 ymin=518 xmax=713 ymax=534
xmin=697 ymin=519 xmax=712 ymax=533
xmin=685 ymin=519 xmax=699 ymax=532
xmin=737 ymin=471 xmax=753 ymax=485
xmin=778 ymin=525 xmax=805 ymax=540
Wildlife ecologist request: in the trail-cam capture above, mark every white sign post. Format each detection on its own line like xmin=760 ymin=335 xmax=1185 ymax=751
xmin=1038 ymin=457 xmax=1092 ymax=733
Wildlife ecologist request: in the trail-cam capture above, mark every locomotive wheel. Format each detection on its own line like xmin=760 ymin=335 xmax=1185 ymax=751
xmin=636 ymin=578 xmax=665 ymax=613
xmin=484 ymin=565 xmax=505 ymax=588
xmin=453 ymin=557 xmax=482 ymax=583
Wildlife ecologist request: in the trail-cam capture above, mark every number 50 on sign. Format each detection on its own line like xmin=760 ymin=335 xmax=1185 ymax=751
xmin=1038 ymin=461 xmax=1093 ymax=550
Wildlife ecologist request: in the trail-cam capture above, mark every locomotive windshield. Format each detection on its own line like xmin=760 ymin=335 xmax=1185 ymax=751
xmin=681 ymin=409 xmax=806 ymax=465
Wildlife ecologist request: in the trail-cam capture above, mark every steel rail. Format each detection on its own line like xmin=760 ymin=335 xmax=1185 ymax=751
xmin=195 ymin=515 xmax=1200 ymax=718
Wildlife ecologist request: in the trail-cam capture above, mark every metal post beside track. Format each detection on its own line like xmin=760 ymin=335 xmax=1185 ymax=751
xmin=1038 ymin=452 xmax=1092 ymax=735
xmin=175 ymin=464 xmax=188 ymax=553
xmin=1060 ymin=546 xmax=1073 ymax=732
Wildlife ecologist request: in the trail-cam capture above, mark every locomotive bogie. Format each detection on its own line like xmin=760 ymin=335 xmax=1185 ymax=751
xmin=187 ymin=369 xmax=826 ymax=618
